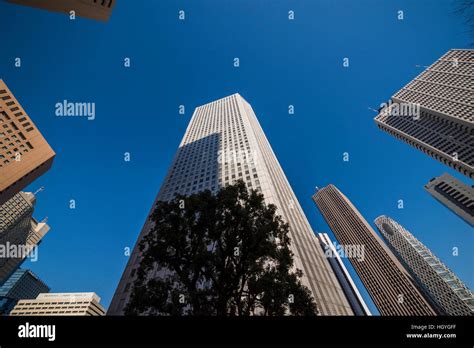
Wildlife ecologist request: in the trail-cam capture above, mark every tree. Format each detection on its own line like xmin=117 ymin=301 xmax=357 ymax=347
xmin=125 ymin=181 xmax=318 ymax=316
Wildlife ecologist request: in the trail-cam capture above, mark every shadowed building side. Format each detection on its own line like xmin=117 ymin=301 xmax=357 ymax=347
xmin=424 ymin=173 xmax=474 ymax=227
xmin=0 ymin=268 xmax=50 ymax=315
xmin=374 ymin=49 xmax=473 ymax=179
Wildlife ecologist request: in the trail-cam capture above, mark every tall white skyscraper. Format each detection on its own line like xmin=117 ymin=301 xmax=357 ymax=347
xmin=108 ymin=94 xmax=353 ymax=315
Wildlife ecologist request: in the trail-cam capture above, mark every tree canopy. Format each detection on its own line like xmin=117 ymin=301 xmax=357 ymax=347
xmin=125 ymin=181 xmax=318 ymax=316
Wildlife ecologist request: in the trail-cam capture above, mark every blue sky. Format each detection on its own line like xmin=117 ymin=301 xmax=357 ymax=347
xmin=0 ymin=0 xmax=472 ymax=314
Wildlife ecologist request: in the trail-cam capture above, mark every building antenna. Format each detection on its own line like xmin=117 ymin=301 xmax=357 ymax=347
xmin=368 ymin=107 xmax=379 ymax=113
xmin=33 ymin=186 xmax=45 ymax=196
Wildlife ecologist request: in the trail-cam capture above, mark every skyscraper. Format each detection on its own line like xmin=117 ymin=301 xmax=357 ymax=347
xmin=7 ymin=0 xmax=115 ymax=21
xmin=313 ymin=185 xmax=436 ymax=316
xmin=374 ymin=49 xmax=473 ymax=179
xmin=0 ymin=268 xmax=50 ymax=315
xmin=375 ymin=216 xmax=474 ymax=316
xmin=10 ymin=292 xmax=106 ymax=316
xmin=0 ymin=216 xmax=50 ymax=286
xmin=109 ymin=93 xmax=353 ymax=315
xmin=0 ymin=80 xmax=55 ymax=205
xmin=317 ymin=233 xmax=371 ymax=316
xmin=424 ymin=173 xmax=474 ymax=227
xmin=0 ymin=191 xmax=36 ymax=285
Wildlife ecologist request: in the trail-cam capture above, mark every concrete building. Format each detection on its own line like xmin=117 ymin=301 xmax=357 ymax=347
xmin=10 ymin=292 xmax=106 ymax=316
xmin=7 ymin=0 xmax=115 ymax=21
xmin=317 ymin=233 xmax=371 ymax=316
xmin=313 ymin=185 xmax=437 ymax=316
xmin=0 ymin=216 xmax=50 ymax=286
xmin=109 ymin=93 xmax=354 ymax=315
xmin=0 ymin=192 xmax=36 ymax=285
xmin=374 ymin=49 xmax=473 ymax=179
xmin=0 ymin=80 xmax=55 ymax=205
xmin=424 ymin=173 xmax=474 ymax=227
xmin=375 ymin=216 xmax=474 ymax=316
xmin=0 ymin=268 xmax=50 ymax=315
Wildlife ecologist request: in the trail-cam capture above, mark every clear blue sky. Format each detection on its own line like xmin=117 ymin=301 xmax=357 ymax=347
xmin=0 ymin=0 xmax=472 ymax=314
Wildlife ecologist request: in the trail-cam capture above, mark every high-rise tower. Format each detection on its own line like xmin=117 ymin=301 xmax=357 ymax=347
xmin=374 ymin=49 xmax=473 ymax=179
xmin=109 ymin=94 xmax=353 ymax=315
xmin=375 ymin=216 xmax=473 ymax=316
xmin=313 ymin=185 xmax=436 ymax=316
xmin=0 ymin=192 xmax=36 ymax=285
xmin=0 ymin=189 xmax=50 ymax=286
xmin=0 ymin=80 xmax=55 ymax=205
xmin=0 ymin=217 xmax=50 ymax=286
xmin=424 ymin=173 xmax=474 ymax=227
xmin=317 ymin=233 xmax=371 ymax=316
xmin=7 ymin=0 xmax=115 ymax=21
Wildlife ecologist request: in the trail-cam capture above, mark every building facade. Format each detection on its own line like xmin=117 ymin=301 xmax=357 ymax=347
xmin=0 ymin=268 xmax=50 ymax=315
xmin=109 ymin=93 xmax=354 ymax=315
xmin=0 ymin=216 xmax=50 ymax=286
xmin=0 ymin=80 xmax=55 ymax=205
xmin=10 ymin=292 xmax=106 ymax=316
xmin=375 ymin=215 xmax=474 ymax=316
xmin=7 ymin=0 xmax=115 ymax=21
xmin=313 ymin=185 xmax=436 ymax=316
xmin=317 ymin=233 xmax=371 ymax=316
xmin=424 ymin=173 xmax=474 ymax=227
xmin=374 ymin=49 xmax=473 ymax=179
xmin=0 ymin=192 xmax=36 ymax=285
